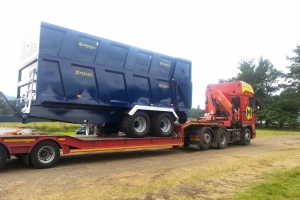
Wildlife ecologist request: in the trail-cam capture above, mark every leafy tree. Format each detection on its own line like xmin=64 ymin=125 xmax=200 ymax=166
xmin=235 ymin=57 xmax=283 ymax=97
xmin=190 ymin=106 xmax=204 ymax=120
xmin=278 ymin=89 xmax=299 ymax=127
xmin=253 ymin=57 xmax=284 ymax=125
xmin=285 ymin=44 xmax=300 ymax=105
xmin=219 ymin=57 xmax=288 ymax=127
xmin=256 ymin=57 xmax=284 ymax=97
xmin=283 ymin=44 xmax=300 ymax=126
xmin=218 ymin=77 xmax=236 ymax=83
xmin=259 ymin=89 xmax=299 ymax=128
xmin=236 ymin=59 xmax=257 ymax=87
xmin=0 ymin=99 xmax=14 ymax=115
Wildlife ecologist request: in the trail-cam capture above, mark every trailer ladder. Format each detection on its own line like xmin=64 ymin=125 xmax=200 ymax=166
xmin=20 ymin=68 xmax=37 ymax=114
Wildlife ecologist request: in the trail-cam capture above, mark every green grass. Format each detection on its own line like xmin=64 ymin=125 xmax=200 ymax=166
xmin=1 ymin=122 xmax=299 ymax=137
xmin=54 ymin=131 xmax=76 ymax=136
xmin=0 ymin=122 xmax=79 ymax=133
xmin=257 ymin=129 xmax=300 ymax=137
xmin=233 ymin=167 xmax=300 ymax=200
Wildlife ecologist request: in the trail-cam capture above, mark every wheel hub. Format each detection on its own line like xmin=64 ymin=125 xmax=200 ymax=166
xmin=203 ymin=133 xmax=211 ymax=144
xmin=219 ymin=134 xmax=226 ymax=144
xmin=245 ymin=132 xmax=251 ymax=140
xmin=41 ymin=150 xmax=48 ymax=158
xmin=134 ymin=121 xmax=140 ymax=128
xmin=133 ymin=116 xmax=146 ymax=132
xmin=160 ymin=121 xmax=165 ymax=128
xmin=160 ymin=117 xmax=171 ymax=132
xmin=38 ymin=146 xmax=55 ymax=163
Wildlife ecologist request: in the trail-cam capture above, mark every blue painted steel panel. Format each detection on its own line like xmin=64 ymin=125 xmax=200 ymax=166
xmin=17 ymin=22 xmax=192 ymax=124
xmin=41 ymin=60 xmax=64 ymax=97
xmin=132 ymin=76 xmax=151 ymax=105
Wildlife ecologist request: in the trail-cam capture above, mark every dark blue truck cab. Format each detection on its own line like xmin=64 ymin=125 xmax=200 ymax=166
xmin=18 ymin=22 xmax=192 ymax=137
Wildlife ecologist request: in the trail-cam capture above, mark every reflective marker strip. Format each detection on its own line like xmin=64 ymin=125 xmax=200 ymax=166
xmin=70 ymin=143 xmax=182 ymax=153
xmin=4 ymin=139 xmax=35 ymax=143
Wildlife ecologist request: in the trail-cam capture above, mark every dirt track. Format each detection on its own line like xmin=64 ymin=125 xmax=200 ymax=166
xmin=1 ymin=135 xmax=300 ymax=200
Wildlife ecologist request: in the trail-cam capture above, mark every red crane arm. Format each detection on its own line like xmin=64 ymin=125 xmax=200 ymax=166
xmin=205 ymin=88 xmax=233 ymax=116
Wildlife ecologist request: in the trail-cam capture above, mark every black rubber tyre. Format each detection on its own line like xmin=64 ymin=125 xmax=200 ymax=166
xmin=240 ymin=128 xmax=251 ymax=146
xmin=98 ymin=123 xmax=121 ymax=135
xmin=0 ymin=145 xmax=8 ymax=170
xmin=151 ymin=112 xmax=174 ymax=137
xmin=178 ymin=117 xmax=187 ymax=124
xmin=30 ymin=141 xmax=60 ymax=169
xmin=217 ymin=128 xmax=228 ymax=149
xmin=177 ymin=112 xmax=188 ymax=124
xmin=14 ymin=154 xmax=22 ymax=159
xmin=122 ymin=112 xmax=150 ymax=138
xmin=90 ymin=127 xmax=96 ymax=135
xmin=200 ymin=127 xmax=212 ymax=150
xmin=14 ymin=154 xmax=30 ymax=166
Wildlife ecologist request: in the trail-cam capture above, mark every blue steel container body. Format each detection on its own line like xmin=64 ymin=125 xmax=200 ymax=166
xmin=18 ymin=22 xmax=192 ymax=124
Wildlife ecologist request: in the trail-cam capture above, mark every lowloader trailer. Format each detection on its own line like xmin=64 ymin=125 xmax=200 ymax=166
xmin=0 ymin=81 xmax=258 ymax=170
xmin=0 ymin=131 xmax=183 ymax=169
xmin=0 ymin=22 xmax=258 ymax=169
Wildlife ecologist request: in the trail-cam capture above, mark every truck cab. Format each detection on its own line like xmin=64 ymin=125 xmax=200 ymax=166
xmin=181 ymin=81 xmax=258 ymax=151
xmin=203 ymin=81 xmax=258 ymax=130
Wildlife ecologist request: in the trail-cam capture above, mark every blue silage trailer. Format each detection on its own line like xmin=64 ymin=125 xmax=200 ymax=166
xmin=16 ymin=22 xmax=192 ymax=137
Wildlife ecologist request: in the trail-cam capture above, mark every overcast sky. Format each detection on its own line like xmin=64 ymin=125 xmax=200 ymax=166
xmin=0 ymin=0 xmax=300 ymax=108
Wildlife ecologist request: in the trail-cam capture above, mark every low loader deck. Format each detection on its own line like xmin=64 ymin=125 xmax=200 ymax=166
xmin=0 ymin=121 xmax=254 ymax=170
xmin=0 ymin=123 xmax=187 ymax=170
xmin=1 ymin=134 xmax=183 ymax=155
xmin=0 ymin=132 xmax=184 ymax=170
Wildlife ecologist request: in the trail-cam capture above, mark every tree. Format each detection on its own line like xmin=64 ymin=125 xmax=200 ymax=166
xmin=236 ymin=59 xmax=257 ymax=87
xmin=190 ymin=107 xmax=204 ymax=120
xmin=223 ymin=57 xmax=286 ymax=127
xmin=235 ymin=57 xmax=283 ymax=96
xmin=286 ymin=44 xmax=300 ymax=102
xmin=256 ymin=57 xmax=284 ymax=97
xmin=284 ymin=44 xmax=300 ymax=125
xmin=259 ymin=89 xmax=299 ymax=128
xmin=254 ymin=57 xmax=284 ymax=125
xmin=218 ymin=59 xmax=257 ymax=84
xmin=0 ymin=99 xmax=14 ymax=115
xmin=218 ymin=77 xmax=236 ymax=83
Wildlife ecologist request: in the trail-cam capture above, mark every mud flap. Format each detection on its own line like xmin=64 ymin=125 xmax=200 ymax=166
xmin=210 ymin=141 xmax=217 ymax=148
xmin=187 ymin=133 xmax=201 ymax=150
xmin=20 ymin=154 xmax=30 ymax=166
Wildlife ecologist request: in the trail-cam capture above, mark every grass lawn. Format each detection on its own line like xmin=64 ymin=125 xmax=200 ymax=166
xmin=0 ymin=122 xmax=79 ymax=133
xmin=1 ymin=122 xmax=299 ymax=137
xmin=0 ymin=122 xmax=299 ymax=199
xmin=257 ymin=129 xmax=300 ymax=137
xmin=53 ymin=131 xmax=76 ymax=136
xmin=233 ymin=166 xmax=300 ymax=200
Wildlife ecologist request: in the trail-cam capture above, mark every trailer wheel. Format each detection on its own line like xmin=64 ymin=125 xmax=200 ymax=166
xmin=97 ymin=123 xmax=121 ymax=135
xmin=0 ymin=145 xmax=8 ymax=169
xmin=178 ymin=117 xmax=187 ymax=124
xmin=217 ymin=128 xmax=228 ymax=149
xmin=177 ymin=112 xmax=188 ymax=124
xmin=122 ymin=112 xmax=150 ymax=138
xmin=240 ymin=128 xmax=251 ymax=146
xmin=30 ymin=141 xmax=60 ymax=169
xmin=200 ymin=127 xmax=212 ymax=150
xmin=151 ymin=113 xmax=174 ymax=137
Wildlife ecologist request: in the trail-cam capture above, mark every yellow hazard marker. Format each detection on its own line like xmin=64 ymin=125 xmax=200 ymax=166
xmin=246 ymin=106 xmax=252 ymax=120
